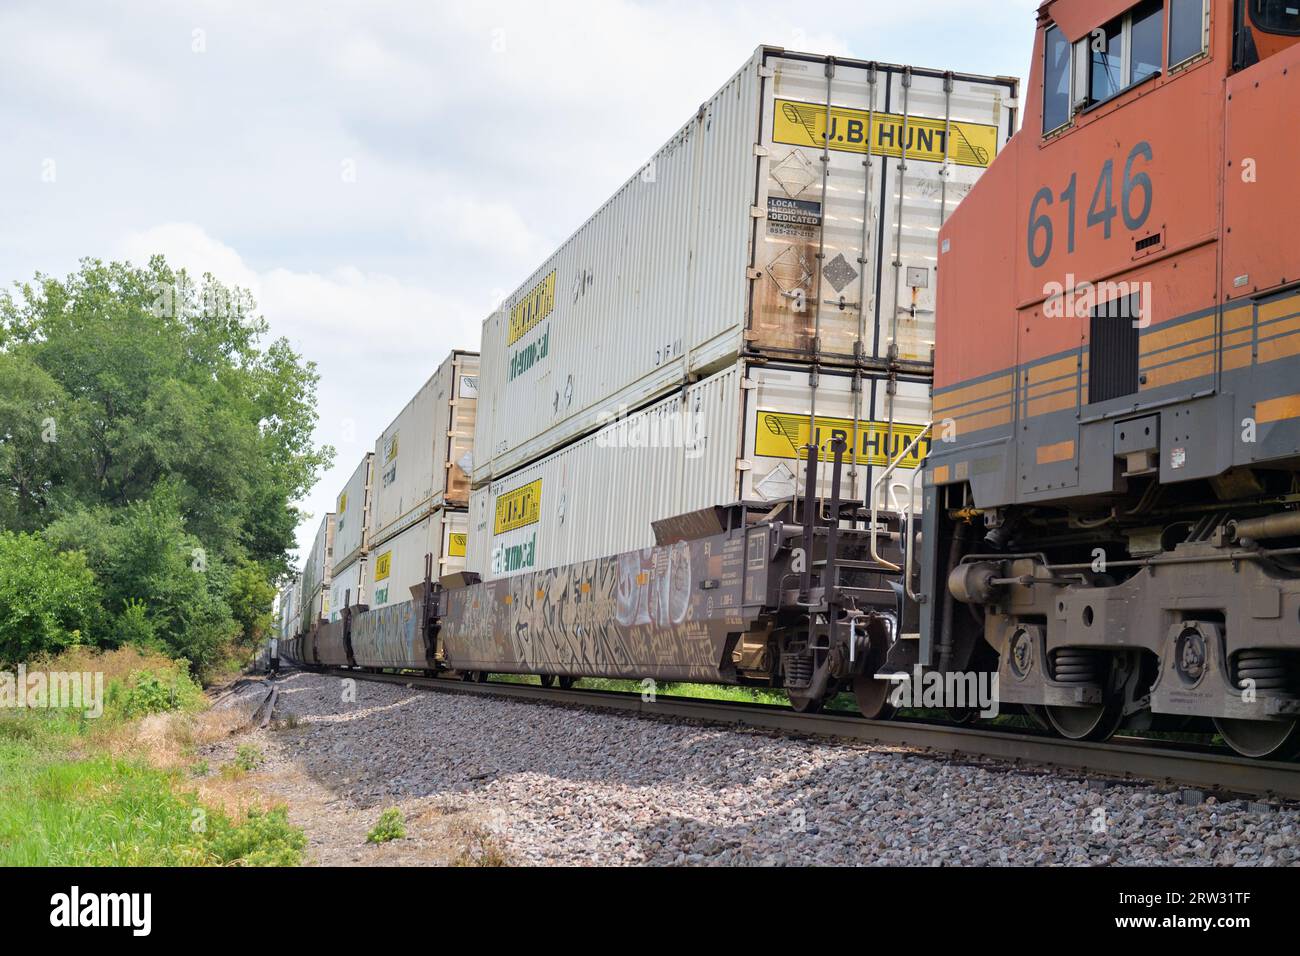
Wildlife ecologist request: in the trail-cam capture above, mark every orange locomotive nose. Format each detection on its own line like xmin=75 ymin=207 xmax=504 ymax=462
xmin=920 ymin=0 xmax=1300 ymax=759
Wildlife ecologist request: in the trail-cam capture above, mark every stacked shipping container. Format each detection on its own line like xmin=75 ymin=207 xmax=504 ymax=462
xmin=366 ymin=350 xmax=477 ymax=609
xmin=300 ymin=513 xmax=334 ymax=626
xmin=468 ymin=46 xmax=1018 ymax=581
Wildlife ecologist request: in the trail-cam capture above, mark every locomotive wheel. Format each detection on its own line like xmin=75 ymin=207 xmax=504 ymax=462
xmin=538 ymin=674 xmax=556 ymax=688
xmin=1213 ymin=717 xmax=1300 ymax=760
xmin=1045 ymin=699 xmax=1125 ymax=742
xmin=558 ymin=676 xmax=578 ymax=690
xmin=852 ymin=674 xmax=896 ymax=721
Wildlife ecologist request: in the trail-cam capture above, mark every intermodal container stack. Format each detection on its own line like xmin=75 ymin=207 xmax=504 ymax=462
xmin=468 ymin=45 xmax=1019 ymax=581
xmin=363 ymin=350 xmax=477 ymax=610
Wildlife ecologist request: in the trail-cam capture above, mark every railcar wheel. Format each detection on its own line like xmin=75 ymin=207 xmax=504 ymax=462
xmin=786 ymin=690 xmax=824 ymax=714
xmin=538 ymin=674 xmax=555 ymax=688
xmin=558 ymin=676 xmax=578 ymax=690
xmin=852 ymin=674 xmax=896 ymax=721
xmin=1213 ymin=717 xmax=1300 ymax=760
xmin=1023 ymin=704 xmax=1053 ymax=732
xmin=1045 ymin=700 xmax=1125 ymax=742
xmin=475 ymin=671 xmax=490 ymax=683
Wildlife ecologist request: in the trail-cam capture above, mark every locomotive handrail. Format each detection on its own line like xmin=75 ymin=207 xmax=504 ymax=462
xmin=869 ymin=421 xmax=932 ymax=571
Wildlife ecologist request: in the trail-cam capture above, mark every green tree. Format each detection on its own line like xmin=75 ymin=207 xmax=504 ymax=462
xmin=0 ymin=257 xmax=331 ymax=573
xmin=0 ymin=256 xmax=331 ymax=674
xmin=0 ymin=531 xmax=99 ymax=664
xmin=228 ymin=559 xmax=276 ymax=650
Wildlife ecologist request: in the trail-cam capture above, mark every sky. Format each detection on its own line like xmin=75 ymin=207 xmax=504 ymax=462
xmin=1 ymin=0 xmax=1040 ymax=564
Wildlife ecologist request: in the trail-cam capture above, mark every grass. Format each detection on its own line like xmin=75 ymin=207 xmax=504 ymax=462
xmin=0 ymin=648 xmax=306 ymax=866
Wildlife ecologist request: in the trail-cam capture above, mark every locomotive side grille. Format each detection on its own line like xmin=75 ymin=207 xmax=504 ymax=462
xmin=1089 ymin=293 xmax=1142 ymax=404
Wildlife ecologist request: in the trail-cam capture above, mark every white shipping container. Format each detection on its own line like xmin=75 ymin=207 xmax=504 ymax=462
xmin=328 ymin=556 xmax=367 ymax=622
xmin=332 ymin=453 xmax=374 ymax=571
xmin=371 ymin=351 xmax=479 ymax=546
xmin=301 ymin=513 xmax=335 ymax=617
xmin=468 ymin=360 xmax=931 ymax=580
xmin=367 ymin=507 xmax=469 ymax=610
xmin=473 ymin=46 xmax=1015 ymax=484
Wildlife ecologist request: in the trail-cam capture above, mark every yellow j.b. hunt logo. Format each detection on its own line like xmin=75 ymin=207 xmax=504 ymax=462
xmin=773 ymin=98 xmax=999 ymax=168
xmin=494 ymin=479 xmax=542 ymax=535
xmin=507 ymin=271 xmax=556 ymax=346
xmin=755 ymin=411 xmax=931 ymax=469
xmin=448 ymin=533 xmax=467 ymax=558
xmin=373 ymin=551 xmax=392 ymax=582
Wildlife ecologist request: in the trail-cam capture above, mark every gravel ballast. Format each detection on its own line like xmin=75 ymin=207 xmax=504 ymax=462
xmin=247 ymin=671 xmax=1300 ymax=866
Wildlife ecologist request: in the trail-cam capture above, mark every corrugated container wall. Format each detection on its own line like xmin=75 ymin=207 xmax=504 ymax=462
xmin=468 ymin=359 xmax=932 ymax=580
xmin=367 ymin=508 xmax=468 ymax=610
xmin=371 ymin=351 xmax=479 ymax=546
xmin=473 ymin=46 xmax=1016 ymax=484
xmin=332 ymin=453 xmax=374 ymax=572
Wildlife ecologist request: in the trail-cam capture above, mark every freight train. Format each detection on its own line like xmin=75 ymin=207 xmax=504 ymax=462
xmin=282 ymin=1 xmax=1300 ymax=761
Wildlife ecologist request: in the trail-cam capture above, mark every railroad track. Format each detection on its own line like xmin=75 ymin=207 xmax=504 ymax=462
xmin=302 ymin=667 xmax=1300 ymax=803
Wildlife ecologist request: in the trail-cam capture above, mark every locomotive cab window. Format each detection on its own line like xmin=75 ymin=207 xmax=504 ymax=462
xmin=1251 ymin=0 xmax=1300 ymax=35
xmin=1043 ymin=24 xmax=1072 ymax=133
xmin=1170 ymin=0 xmax=1211 ymax=67
xmin=1085 ymin=0 xmax=1166 ymax=107
xmin=1042 ymin=0 xmax=1166 ymax=135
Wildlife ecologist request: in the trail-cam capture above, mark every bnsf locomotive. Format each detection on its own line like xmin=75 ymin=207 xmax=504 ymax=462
xmin=920 ymin=0 xmax=1300 ymax=758
xmin=285 ymin=0 xmax=1300 ymax=760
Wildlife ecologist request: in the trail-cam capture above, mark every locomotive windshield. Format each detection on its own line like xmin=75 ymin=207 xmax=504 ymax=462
xmin=1251 ymin=0 xmax=1300 ymax=35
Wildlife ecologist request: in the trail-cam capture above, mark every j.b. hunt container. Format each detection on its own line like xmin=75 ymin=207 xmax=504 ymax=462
xmin=301 ymin=513 xmax=334 ymax=626
xmin=371 ymin=351 xmax=478 ymax=547
xmin=473 ymin=45 xmax=1015 ymax=485
xmin=365 ymin=507 xmax=468 ymax=610
xmin=332 ymin=453 xmax=374 ymax=573
xmin=468 ymin=360 xmax=930 ymax=581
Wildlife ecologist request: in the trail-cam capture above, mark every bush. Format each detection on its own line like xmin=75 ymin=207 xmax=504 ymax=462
xmin=115 ymin=668 xmax=205 ymax=719
xmin=0 ymin=532 xmax=99 ymax=665
xmin=205 ymin=806 xmax=305 ymax=866
xmin=45 ymin=490 xmax=238 ymax=678
xmin=234 ymin=744 xmax=265 ymax=772
xmin=366 ymin=807 xmax=405 ymax=844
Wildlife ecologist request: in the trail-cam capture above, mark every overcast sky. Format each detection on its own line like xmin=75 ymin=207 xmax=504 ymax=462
xmin=2 ymin=0 xmax=1039 ymax=564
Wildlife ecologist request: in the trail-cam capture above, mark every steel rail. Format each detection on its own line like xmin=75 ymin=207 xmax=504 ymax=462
xmin=302 ymin=667 xmax=1300 ymax=802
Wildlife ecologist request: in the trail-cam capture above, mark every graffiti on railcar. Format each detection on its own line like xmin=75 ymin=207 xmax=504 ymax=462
xmin=351 ymin=600 xmax=421 ymax=667
xmin=441 ymin=532 xmax=761 ymax=680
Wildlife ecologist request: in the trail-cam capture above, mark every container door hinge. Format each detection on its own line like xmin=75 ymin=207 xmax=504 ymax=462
xmin=746 ymin=267 xmax=762 ymax=280
xmin=753 ymin=144 xmax=768 ymax=157
xmin=736 ymin=459 xmax=753 ymax=472
xmin=750 ymin=205 xmax=766 ymax=219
